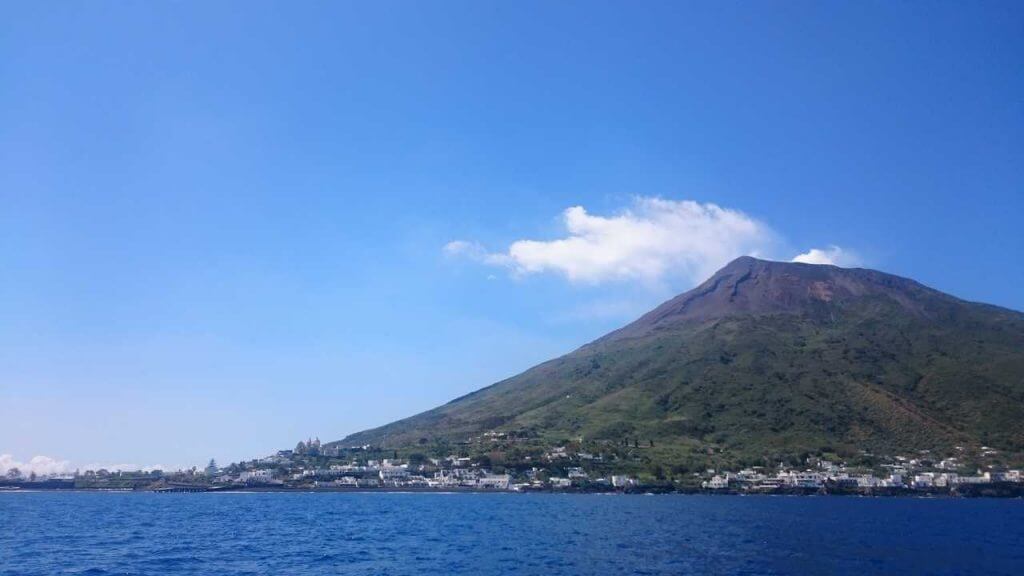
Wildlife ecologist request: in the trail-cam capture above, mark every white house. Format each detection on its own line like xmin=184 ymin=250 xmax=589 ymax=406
xmin=785 ymin=471 xmax=823 ymax=488
xmin=855 ymin=475 xmax=880 ymax=488
xmin=240 ymin=469 xmax=275 ymax=483
xmin=705 ymin=474 xmax=731 ymax=489
xmin=611 ymin=475 xmax=636 ymax=488
xmin=567 ymin=467 xmax=588 ymax=479
xmin=379 ymin=466 xmax=410 ymax=481
xmin=912 ymin=474 xmax=935 ymax=489
xmin=477 ymin=474 xmax=511 ymax=490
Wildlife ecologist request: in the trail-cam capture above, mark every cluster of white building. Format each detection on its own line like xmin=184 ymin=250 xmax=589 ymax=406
xmin=309 ymin=464 xmax=512 ymax=490
xmin=909 ymin=470 xmax=1020 ymax=488
xmin=226 ymin=454 xmax=518 ymax=490
xmin=221 ymin=449 xmax=642 ymax=492
xmin=703 ymin=459 xmax=1023 ymax=492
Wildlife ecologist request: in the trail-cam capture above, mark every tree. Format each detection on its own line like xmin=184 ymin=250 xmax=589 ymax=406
xmin=7 ymin=467 xmax=21 ymax=479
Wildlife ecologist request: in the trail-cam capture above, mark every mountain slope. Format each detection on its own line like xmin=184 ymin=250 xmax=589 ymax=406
xmin=335 ymin=257 xmax=1024 ymax=461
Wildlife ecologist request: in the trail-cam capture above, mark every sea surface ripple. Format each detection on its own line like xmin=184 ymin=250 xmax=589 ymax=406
xmin=1 ymin=492 xmax=1022 ymax=575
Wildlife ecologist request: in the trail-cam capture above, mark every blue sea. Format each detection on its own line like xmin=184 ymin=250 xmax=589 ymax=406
xmin=1 ymin=492 xmax=1022 ymax=575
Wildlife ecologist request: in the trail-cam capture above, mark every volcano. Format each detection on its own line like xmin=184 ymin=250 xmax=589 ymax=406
xmin=333 ymin=257 xmax=1024 ymax=462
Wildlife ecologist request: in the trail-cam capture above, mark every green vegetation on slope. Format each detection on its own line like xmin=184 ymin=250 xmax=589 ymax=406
xmin=331 ymin=258 xmax=1024 ymax=470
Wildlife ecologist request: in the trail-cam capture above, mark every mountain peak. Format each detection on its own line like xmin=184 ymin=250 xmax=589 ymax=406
xmin=338 ymin=256 xmax=1024 ymax=461
xmin=718 ymin=254 xmax=847 ymax=274
xmin=719 ymin=254 xmax=764 ymax=268
xmin=603 ymin=257 xmax=948 ymax=341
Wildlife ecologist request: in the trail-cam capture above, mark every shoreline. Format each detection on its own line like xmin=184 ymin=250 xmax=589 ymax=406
xmin=3 ymin=484 xmax=1023 ymax=498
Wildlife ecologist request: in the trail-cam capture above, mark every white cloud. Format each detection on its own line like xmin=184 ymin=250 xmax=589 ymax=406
xmin=443 ymin=240 xmax=511 ymax=267
xmin=791 ymin=245 xmax=861 ymax=267
xmin=0 ymin=454 xmax=72 ymax=477
xmin=443 ymin=240 xmax=486 ymax=260
xmin=446 ymin=197 xmax=778 ymax=285
xmin=445 ymin=197 xmax=863 ymax=294
xmin=0 ymin=454 xmax=174 ymax=477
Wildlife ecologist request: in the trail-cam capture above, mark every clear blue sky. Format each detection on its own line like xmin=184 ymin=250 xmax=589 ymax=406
xmin=2 ymin=2 xmax=1021 ymax=471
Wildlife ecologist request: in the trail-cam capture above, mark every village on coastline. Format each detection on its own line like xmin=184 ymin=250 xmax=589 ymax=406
xmin=3 ymin=436 xmax=1023 ymax=497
